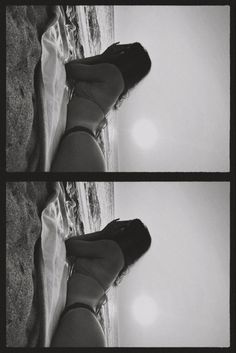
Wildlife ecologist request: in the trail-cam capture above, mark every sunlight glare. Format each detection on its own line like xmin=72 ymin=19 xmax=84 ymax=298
xmin=131 ymin=119 xmax=158 ymax=150
xmin=132 ymin=294 xmax=158 ymax=326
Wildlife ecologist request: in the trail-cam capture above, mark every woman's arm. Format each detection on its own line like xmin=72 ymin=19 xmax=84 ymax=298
xmin=65 ymin=61 xmax=106 ymax=82
xmin=68 ymin=42 xmax=120 ymax=65
xmin=72 ymin=54 xmax=104 ymax=65
xmin=65 ymin=237 xmax=123 ymax=264
xmin=65 ymin=221 xmax=129 ymax=257
xmin=65 ymin=60 xmax=119 ymax=83
xmin=65 ymin=238 xmax=109 ymax=258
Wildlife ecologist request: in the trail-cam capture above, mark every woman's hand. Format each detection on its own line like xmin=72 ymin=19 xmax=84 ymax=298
xmin=101 ymin=219 xmax=132 ymax=236
xmin=102 ymin=42 xmax=119 ymax=56
xmin=102 ymin=42 xmax=131 ymax=57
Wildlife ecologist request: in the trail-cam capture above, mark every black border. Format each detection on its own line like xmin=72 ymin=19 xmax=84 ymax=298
xmin=4 ymin=172 xmax=232 ymax=181
xmin=3 ymin=0 xmax=236 ymax=351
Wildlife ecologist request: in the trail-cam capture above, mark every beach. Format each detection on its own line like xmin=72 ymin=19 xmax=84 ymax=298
xmin=6 ymin=180 xmax=115 ymax=346
xmin=6 ymin=6 xmax=51 ymax=171
xmin=6 ymin=5 xmax=117 ymax=346
xmin=6 ymin=5 xmax=117 ymax=172
xmin=6 ymin=182 xmax=51 ymax=346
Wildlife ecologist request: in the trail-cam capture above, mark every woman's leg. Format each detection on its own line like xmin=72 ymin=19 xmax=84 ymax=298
xmin=51 ymin=308 xmax=106 ymax=347
xmin=51 ymin=132 xmax=106 ymax=171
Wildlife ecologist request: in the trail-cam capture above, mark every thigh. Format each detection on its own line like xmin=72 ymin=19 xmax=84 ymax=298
xmin=51 ymin=132 xmax=106 ymax=172
xmin=51 ymin=308 xmax=106 ymax=347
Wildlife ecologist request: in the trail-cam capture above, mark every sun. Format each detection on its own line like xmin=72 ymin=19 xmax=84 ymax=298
xmin=131 ymin=119 xmax=158 ymax=150
xmin=132 ymin=294 xmax=158 ymax=326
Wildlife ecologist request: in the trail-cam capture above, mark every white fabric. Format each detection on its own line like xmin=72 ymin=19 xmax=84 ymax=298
xmin=40 ymin=7 xmax=70 ymax=171
xmin=40 ymin=182 xmax=70 ymax=347
xmin=38 ymin=9 xmax=74 ymax=345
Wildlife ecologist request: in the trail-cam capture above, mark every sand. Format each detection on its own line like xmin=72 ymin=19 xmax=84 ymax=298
xmin=5 ymin=6 xmax=109 ymax=346
xmin=6 ymin=182 xmax=52 ymax=346
xmin=6 ymin=6 xmax=55 ymax=345
xmin=6 ymin=6 xmax=55 ymax=171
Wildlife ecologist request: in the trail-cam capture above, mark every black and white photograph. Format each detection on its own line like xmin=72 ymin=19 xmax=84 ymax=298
xmin=6 ymin=5 xmax=229 ymax=172
xmin=4 ymin=4 xmax=234 ymax=350
xmin=6 ymin=181 xmax=230 ymax=347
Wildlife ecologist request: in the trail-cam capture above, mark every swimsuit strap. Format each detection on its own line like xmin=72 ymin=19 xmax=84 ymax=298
xmin=69 ymin=87 xmax=109 ymax=138
xmin=61 ymin=302 xmax=97 ymax=319
xmin=61 ymin=122 xmax=108 ymax=142
xmin=62 ymin=126 xmax=96 ymax=141
xmin=60 ymin=293 xmax=108 ymax=319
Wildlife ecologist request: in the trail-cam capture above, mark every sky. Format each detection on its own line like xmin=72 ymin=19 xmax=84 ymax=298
xmin=114 ymin=182 xmax=230 ymax=347
xmin=114 ymin=6 xmax=229 ymax=171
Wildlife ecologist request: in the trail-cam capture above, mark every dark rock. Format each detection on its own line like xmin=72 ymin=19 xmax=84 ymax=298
xmin=6 ymin=182 xmax=50 ymax=346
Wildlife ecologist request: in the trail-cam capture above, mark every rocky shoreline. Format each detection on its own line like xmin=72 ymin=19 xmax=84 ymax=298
xmin=6 ymin=6 xmax=54 ymax=171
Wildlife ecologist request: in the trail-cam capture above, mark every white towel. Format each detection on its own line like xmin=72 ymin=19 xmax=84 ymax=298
xmin=40 ymin=6 xmax=71 ymax=171
xmin=39 ymin=182 xmax=70 ymax=347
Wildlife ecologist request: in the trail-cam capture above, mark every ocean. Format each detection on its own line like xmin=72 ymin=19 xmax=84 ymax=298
xmin=65 ymin=180 xmax=118 ymax=347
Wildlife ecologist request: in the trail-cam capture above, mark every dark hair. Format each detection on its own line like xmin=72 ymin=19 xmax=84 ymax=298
xmin=83 ymin=218 xmax=152 ymax=286
xmin=102 ymin=43 xmax=152 ymax=109
xmin=112 ymin=218 xmax=152 ymax=286
xmin=79 ymin=42 xmax=151 ymax=110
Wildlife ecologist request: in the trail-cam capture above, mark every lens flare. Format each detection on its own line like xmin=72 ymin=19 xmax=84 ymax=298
xmin=132 ymin=294 xmax=158 ymax=326
xmin=131 ymin=119 xmax=158 ymax=150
